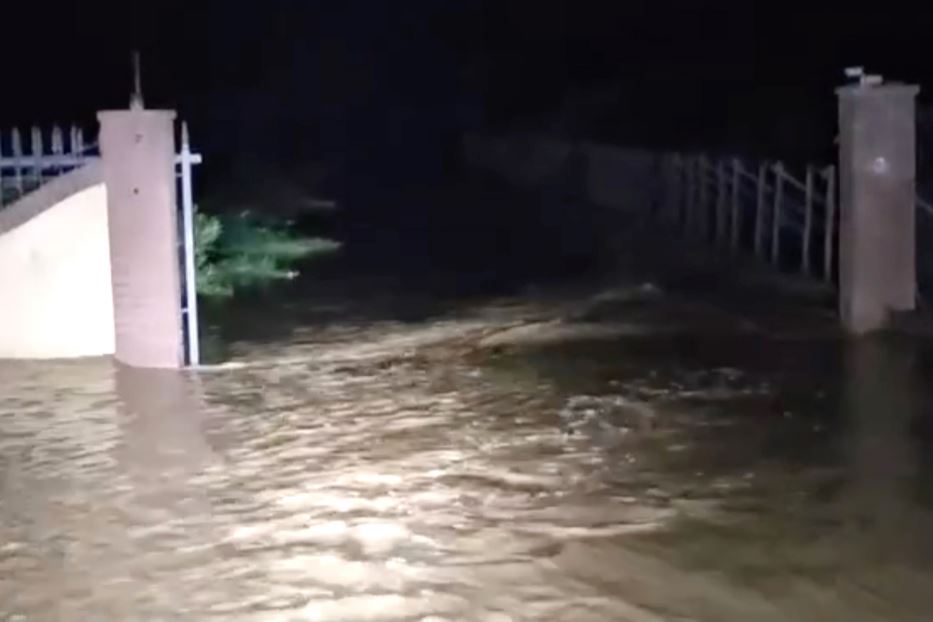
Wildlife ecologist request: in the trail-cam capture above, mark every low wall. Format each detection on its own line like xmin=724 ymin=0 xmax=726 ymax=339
xmin=583 ymin=143 xmax=657 ymax=212
xmin=0 ymin=161 xmax=115 ymax=359
xmin=463 ymin=133 xmax=662 ymax=216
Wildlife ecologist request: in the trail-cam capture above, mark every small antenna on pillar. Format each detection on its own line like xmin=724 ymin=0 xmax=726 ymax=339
xmin=845 ymin=66 xmax=883 ymax=87
xmin=130 ymin=50 xmax=145 ymax=109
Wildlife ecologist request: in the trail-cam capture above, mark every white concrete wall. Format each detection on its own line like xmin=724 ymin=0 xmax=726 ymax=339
xmin=0 ymin=181 xmax=114 ymax=359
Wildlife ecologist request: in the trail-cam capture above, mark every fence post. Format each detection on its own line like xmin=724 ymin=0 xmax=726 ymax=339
xmin=30 ymin=127 xmax=43 ymax=188
xmin=681 ymin=157 xmax=689 ymax=234
xmin=51 ymin=125 xmax=64 ymax=174
xmin=11 ymin=128 xmax=24 ymax=197
xmin=801 ymin=165 xmax=815 ymax=276
xmin=698 ymin=155 xmax=709 ymax=242
xmin=823 ymin=165 xmax=836 ymax=283
xmin=673 ymin=154 xmax=685 ymax=229
xmin=69 ymin=126 xmax=80 ymax=157
xmin=51 ymin=125 xmax=64 ymax=156
xmin=672 ymin=155 xmax=682 ymax=228
xmin=716 ymin=159 xmax=727 ymax=246
xmin=771 ymin=163 xmax=785 ymax=266
xmin=730 ymin=158 xmax=741 ymax=251
xmin=685 ymin=156 xmax=696 ymax=236
xmin=754 ymin=162 xmax=767 ymax=259
xmin=75 ymin=127 xmax=85 ymax=156
xmin=663 ymin=155 xmax=673 ymax=228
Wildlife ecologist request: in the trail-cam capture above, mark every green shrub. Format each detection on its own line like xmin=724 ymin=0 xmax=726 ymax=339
xmin=195 ymin=211 xmax=340 ymax=299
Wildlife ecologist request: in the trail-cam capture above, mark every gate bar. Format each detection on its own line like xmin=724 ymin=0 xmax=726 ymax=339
xmin=179 ymin=122 xmax=202 ymax=366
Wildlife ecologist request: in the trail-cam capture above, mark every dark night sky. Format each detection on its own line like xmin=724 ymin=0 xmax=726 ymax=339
xmin=3 ymin=2 xmax=933 ymax=165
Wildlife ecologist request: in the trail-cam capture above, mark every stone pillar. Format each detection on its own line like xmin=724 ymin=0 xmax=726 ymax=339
xmin=837 ymin=83 xmax=919 ymax=334
xmin=98 ymin=109 xmax=183 ymax=368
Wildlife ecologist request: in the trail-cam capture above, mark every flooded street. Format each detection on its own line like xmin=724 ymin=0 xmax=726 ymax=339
xmin=3 ymin=269 xmax=933 ymax=620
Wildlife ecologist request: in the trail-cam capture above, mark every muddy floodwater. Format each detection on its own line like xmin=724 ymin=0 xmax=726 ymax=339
xmin=3 ymin=275 xmax=933 ymax=620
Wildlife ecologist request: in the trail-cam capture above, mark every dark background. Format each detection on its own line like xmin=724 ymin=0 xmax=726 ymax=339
xmin=2 ymin=1 xmax=931 ymax=264
xmin=2 ymin=2 xmax=930 ymax=159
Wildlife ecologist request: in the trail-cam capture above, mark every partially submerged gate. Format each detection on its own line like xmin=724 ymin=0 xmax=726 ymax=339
xmin=177 ymin=122 xmax=202 ymax=366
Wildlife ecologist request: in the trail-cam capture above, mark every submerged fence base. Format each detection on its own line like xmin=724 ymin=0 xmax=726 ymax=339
xmin=466 ymin=115 xmax=930 ymax=336
xmin=667 ymin=154 xmax=838 ymax=284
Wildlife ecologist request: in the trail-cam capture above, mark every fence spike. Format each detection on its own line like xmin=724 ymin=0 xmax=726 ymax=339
xmin=801 ymin=165 xmax=815 ymax=276
xmin=754 ymin=162 xmax=767 ymax=259
xmin=0 ymin=130 xmax=4 ymax=208
xmin=730 ymin=158 xmax=742 ymax=251
xmin=51 ymin=125 xmax=64 ymax=156
xmin=698 ymin=154 xmax=709 ymax=241
xmin=30 ymin=126 xmax=42 ymax=155
xmin=823 ymin=166 xmax=837 ymax=283
xmin=685 ymin=157 xmax=697 ymax=235
xmin=11 ymin=127 xmax=22 ymax=158
xmin=771 ymin=163 xmax=785 ymax=266
xmin=11 ymin=128 xmax=24 ymax=196
xmin=30 ymin=127 xmax=43 ymax=185
xmin=716 ymin=159 xmax=728 ymax=246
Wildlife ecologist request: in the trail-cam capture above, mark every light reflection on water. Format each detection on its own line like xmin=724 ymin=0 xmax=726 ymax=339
xmin=2 ymin=304 xmax=933 ymax=620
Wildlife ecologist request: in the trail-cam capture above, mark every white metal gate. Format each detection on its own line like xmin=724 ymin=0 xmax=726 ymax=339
xmin=177 ymin=121 xmax=202 ymax=366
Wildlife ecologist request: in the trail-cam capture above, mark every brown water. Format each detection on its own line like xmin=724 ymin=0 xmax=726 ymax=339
xmin=2 ymin=281 xmax=933 ymax=621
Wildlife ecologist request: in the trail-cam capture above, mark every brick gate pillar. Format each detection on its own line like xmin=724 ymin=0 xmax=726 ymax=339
xmin=98 ymin=109 xmax=183 ymax=368
xmin=837 ymin=82 xmax=920 ymax=334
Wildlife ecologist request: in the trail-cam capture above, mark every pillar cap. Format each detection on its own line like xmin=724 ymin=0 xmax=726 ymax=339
xmin=836 ymin=83 xmax=919 ymax=99
xmin=97 ymin=109 xmax=177 ymax=122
